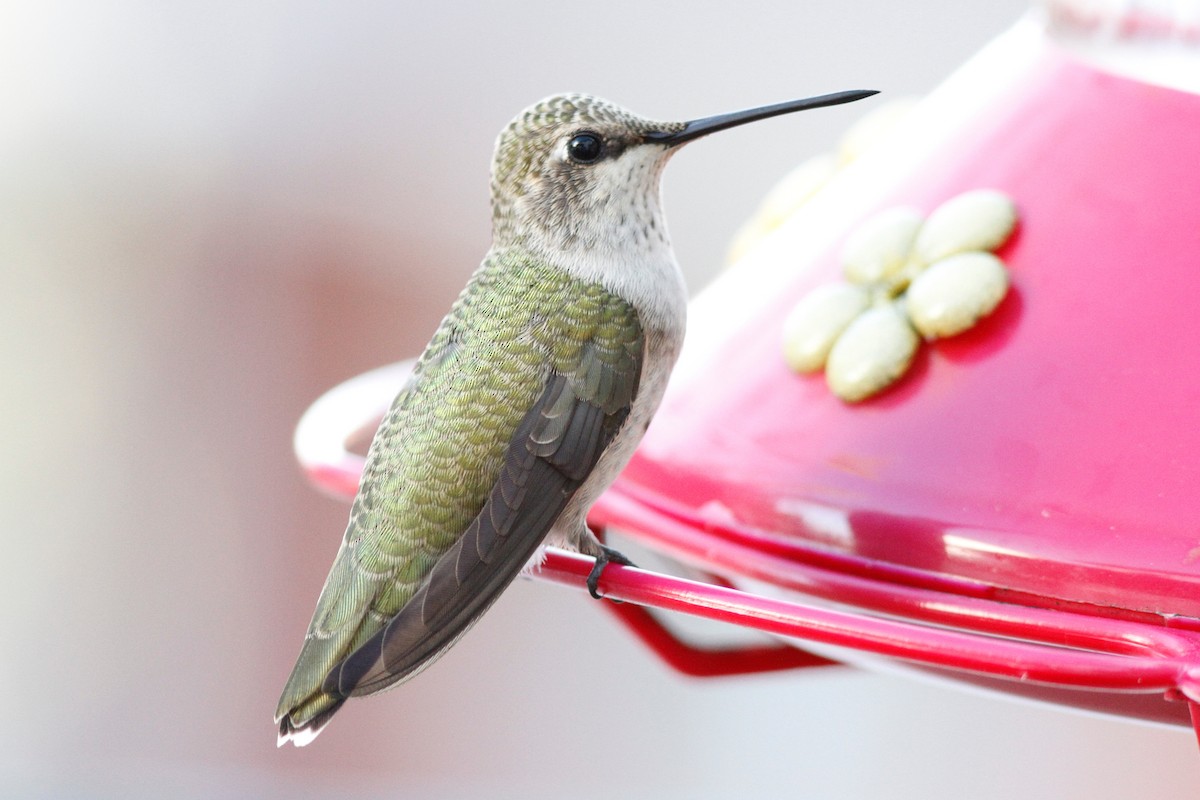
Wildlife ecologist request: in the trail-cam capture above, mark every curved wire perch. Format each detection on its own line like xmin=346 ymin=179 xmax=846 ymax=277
xmin=535 ymin=546 xmax=1200 ymax=697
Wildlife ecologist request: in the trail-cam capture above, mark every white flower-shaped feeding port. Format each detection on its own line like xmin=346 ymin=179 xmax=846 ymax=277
xmin=783 ymin=189 xmax=1018 ymax=402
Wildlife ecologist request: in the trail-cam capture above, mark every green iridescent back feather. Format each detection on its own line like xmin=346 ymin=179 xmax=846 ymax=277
xmin=276 ymin=248 xmax=642 ymax=729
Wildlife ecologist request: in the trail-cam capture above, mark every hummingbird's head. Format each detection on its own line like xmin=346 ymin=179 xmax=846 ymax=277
xmin=489 ymin=93 xmax=684 ymax=255
xmin=488 ymin=90 xmax=879 ymax=261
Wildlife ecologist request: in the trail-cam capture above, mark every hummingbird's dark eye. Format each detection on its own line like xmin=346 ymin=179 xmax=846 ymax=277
xmin=567 ymin=133 xmax=603 ymax=164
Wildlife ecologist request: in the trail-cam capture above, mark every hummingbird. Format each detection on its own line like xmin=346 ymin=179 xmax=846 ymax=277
xmin=275 ymin=88 xmax=877 ymax=746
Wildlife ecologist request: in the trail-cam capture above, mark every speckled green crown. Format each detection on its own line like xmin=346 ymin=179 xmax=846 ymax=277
xmin=502 ymin=94 xmax=652 ymax=135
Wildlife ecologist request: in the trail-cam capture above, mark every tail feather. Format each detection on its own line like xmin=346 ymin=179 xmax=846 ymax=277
xmin=274 ymin=536 xmax=386 ymax=746
xmin=276 ymin=692 xmax=346 ymax=748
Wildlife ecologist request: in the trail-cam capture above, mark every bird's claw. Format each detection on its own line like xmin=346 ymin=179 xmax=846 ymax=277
xmin=586 ymin=545 xmax=635 ymax=600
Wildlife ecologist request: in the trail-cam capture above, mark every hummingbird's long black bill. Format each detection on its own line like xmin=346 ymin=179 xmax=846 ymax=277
xmin=643 ymin=89 xmax=879 ymax=146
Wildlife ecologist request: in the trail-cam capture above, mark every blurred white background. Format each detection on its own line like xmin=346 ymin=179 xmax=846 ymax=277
xmin=4 ymin=1 xmax=1199 ymax=798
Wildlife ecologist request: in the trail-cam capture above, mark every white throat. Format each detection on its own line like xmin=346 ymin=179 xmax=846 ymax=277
xmin=525 ymin=149 xmax=688 ymax=335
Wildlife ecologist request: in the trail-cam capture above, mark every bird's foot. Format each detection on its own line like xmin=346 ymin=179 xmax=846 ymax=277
xmin=586 ymin=545 xmax=635 ymax=600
